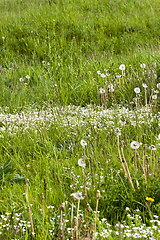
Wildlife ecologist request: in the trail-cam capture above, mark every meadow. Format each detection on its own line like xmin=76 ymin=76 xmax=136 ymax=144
xmin=0 ymin=0 xmax=160 ymax=239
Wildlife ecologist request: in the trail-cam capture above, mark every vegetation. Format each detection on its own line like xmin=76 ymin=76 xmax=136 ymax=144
xmin=0 ymin=0 xmax=160 ymax=239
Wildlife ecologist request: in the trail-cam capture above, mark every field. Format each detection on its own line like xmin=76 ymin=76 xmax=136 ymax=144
xmin=0 ymin=0 xmax=160 ymax=239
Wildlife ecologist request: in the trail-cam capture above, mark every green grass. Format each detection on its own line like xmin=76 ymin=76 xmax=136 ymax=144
xmin=0 ymin=0 xmax=160 ymax=239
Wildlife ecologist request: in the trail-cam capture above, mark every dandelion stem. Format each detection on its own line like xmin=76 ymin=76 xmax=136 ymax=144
xmin=94 ymin=198 xmax=99 ymax=240
xmin=76 ymin=199 xmax=80 ymax=240
xmin=26 ymin=180 xmax=35 ymax=236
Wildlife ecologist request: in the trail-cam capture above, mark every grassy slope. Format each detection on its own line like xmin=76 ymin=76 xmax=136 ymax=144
xmin=0 ymin=0 xmax=160 ymax=109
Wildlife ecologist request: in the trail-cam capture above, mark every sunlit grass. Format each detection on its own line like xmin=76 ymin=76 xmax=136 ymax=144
xmin=0 ymin=0 xmax=160 ymax=239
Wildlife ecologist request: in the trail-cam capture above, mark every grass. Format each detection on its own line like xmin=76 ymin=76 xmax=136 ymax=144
xmin=0 ymin=0 xmax=160 ymax=239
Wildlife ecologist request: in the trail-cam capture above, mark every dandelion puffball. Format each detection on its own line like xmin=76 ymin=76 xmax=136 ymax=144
xmin=80 ymin=139 xmax=87 ymax=147
xmin=119 ymin=64 xmax=125 ymax=71
xmin=134 ymin=87 xmax=140 ymax=94
xmin=71 ymin=192 xmax=84 ymax=200
xmin=130 ymin=141 xmax=140 ymax=149
xmin=78 ymin=159 xmax=86 ymax=168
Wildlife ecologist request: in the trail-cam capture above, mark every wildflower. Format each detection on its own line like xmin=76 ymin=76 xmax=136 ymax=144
xmin=157 ymin=134 xmax=160 ymax=140
xmin=59 ymin=202 xmax=65 ymax=211
xmin=80 ymin=139 xmax=87 ymax=147
xmin=154 ymin=90 xmax=159 ymax=94
xmin=2 ymin=37 xmax=5 ymax=40
xmin=115 ymin=128 xmax=121 ymax=136
xmin=157 ymin=83 xmax=160 ymax=89
xmin=148 ymin=145 xmax=156 ymax=151
xmin=115 ymin=73 xmax=121 ymax=78
xmin=134 ymin=87 xmax=140 ymax=94
xmin=96 ymin=190 xmax=101 ymax=199
xmin=146 ymin=197 xmax=154 ymax=203
xmin=140 ymin=63 xmax=146 ymax=68
xmin=24 ymin=83 xmax=28 ymax=86
xmin=119 ymin=64 xmax=125 ymax=71
xmin=152 ymin=95 xmax=157 ymax=100
xmin=101 ymin=73 xmax=106 ymax=78
xmin=78 ymin=159 xmax=86 ymax=168
xmin=100 ymin=88 xmax=105 ymax=94
xmin=71 ymin=192 xmax=84 ymax=200
xmin=106 ymin=72 xmax=110 ymax=76
xmin=19 ymin=78 xmax=24 ymax=82
xmin=142 ymin=83 xmax=148 ymax=88
xmin=97 ymin=71 xmax=101 ymax=75
xmin=130 ymin=141 xmax=140 ymax=149
xmin=26 ymin=75 xmax=30 ymax=79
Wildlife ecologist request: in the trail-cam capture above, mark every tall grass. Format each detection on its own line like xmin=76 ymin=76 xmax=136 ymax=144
xmin=0 ymin=0 xmax=160 ymax=239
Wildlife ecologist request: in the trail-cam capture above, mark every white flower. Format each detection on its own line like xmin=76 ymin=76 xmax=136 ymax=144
xmin=108 ymin=84 xmax=114 ymax=89
xmin=115 ymin=74 xmax=121 ymax=78
xmin=119 ymin=64 xmax=125 ymax=71
xmin=26 ymin=75 xmax=30 ymax=79
xmin=134 ymin=87 xmax=140 ymax=94
xmin=140 ymin=63 xmax=146 ymax=68
xmin=101 ymin=73 xmax=106 ymax=78
xmin=100 ymin=88 xmax=105 ymax=94
xmin=152 ymin=95 xmax=157 ymax=100
xmin=78 ymin=159 xmax=86 ymax=168
xmin=97 ymin=71 xmax=101 ymax=75
xmin=71 ymin=192 xmax=84 ymax=200
xmin=157 ymin=83 xmax=160 ymax=89
xmin=157 ymin=134 xmax=160 ymax=140
xmin=115 ymin=128 xmax=121 ymax=136
xmin=2 ymin=37 xmax=5 ymax=40
xmin=130 ymin=141 xmax=140 ymax=149
xmin=142 ymin=83 xmax=148 ymax=88
xmin=109 ymin=87 xmax=114 ymax=92
xmin=154 ymin=90 xmax=159 ymax=94
xmin=19 ymin=78 xmax=24 ymax=82
xmin=148 ymin=145 xmax=156 ymax=151
xmin=80 ymin=139 xmax=87 ymax=147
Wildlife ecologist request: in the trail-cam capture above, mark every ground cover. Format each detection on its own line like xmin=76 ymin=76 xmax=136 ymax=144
xmin=0 ymin=0 xmax=160 ymax=239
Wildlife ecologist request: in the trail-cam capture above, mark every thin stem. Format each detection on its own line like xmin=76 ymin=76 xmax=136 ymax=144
xmin=76 ymin=199 xmax=80 ymax=240
xmin=26 ymin=180 xmax=35 ymax=236
xmin=94 ymin=199 xmax=99 ymax=240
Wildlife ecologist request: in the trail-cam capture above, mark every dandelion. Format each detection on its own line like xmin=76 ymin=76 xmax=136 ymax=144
xmin=26 ymin=75 xmax=30 ymax=79
xmin=152 ymin=95 xmax=157 ymax=100
xmin=130 ymin=141 xmax=140 ymax=149
xmin=140 ymin=63 xmax=146 ymax=68
xmin=100 ymin=88 xmax=105 ymax=94
xmin=146 ymin=197 xmax=154 ymax=203
xmin=142 ymin=83 xmax=148 ymax=88
xmin=80 ymin=139 xmax=87 ymax=147
xmin=134 ymin=87 xmax=140 ymax=94
xmin=71 ymin=192 xmax=84 ymax=240
xmin=157 ymin=83 xmax=160 ymax=89
xmin=71 ymin=192 xmax=84 ymax=200
xmin=119 ymin=64 xmax=125 ymax=71
xmin=78 ymin=159 xmax=86 ymax=168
